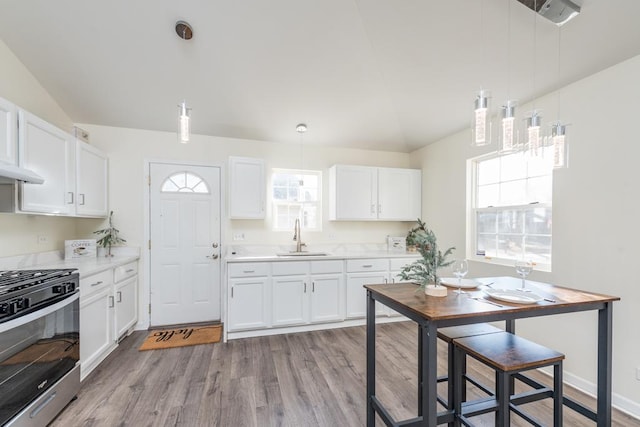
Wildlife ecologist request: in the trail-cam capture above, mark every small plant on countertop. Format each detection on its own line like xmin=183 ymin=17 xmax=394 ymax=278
xmin=400 ymin=219 xmax=455 ymax=291
xmin=93 ymin=210 xmax=126 ymax=257
xmin=406 ymin=218 xmax=428 ymax=251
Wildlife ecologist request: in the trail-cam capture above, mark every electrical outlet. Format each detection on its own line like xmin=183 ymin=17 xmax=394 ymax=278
xmin=232 ymin=232 xmax=245 ymax=241
xmin=37 ymin=235 xmax=48 ymax=244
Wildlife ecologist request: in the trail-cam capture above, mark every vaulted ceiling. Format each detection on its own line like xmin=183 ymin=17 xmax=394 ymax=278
xmin=1 ymin=0 xmax=639 ymax=152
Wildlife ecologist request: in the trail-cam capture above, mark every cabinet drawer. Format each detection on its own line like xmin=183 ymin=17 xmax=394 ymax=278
xmin=346 ymin=258 xmax=388 ymax=273
xmin=80 ymin=269 xmax=112 ymax=297
xmin=228 ymin=262 xmax=269 ymax=278
xmin=310 ymin=260 xmax=343 ymax=275
xmin=389 ymin=257 xmax=417 ymax=271
xmin=114 ymin=261 xmax=138 ymax=283
xmin=272 ymin=261 xmax=309 ymax=276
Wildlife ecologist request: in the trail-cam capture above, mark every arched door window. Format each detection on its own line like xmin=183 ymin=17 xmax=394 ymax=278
xmin=161 ymin=171 xmax=210 ymax=193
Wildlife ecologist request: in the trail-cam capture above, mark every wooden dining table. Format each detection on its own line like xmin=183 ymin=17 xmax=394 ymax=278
xmin=364 ymin=276 xmax=620 ymax=427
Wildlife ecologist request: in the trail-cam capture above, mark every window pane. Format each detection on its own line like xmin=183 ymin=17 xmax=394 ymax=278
xmin=528 ymin=154 xmax=553 ymax=177
xmin=304 ymin=174 xmax=318 ymax=188
xmin=498 ymin=209 xmax=523 ymax=233
xmin=525 ymin=207 xmax=552 ymax=235
xmin=476 ymin=234 xmax=496 ymax=257
xmin=525 ymin=235 xmax=552 ymax=263
xmin=162 ymin=181 xmax=179 ymax=192
xmin=288 ymin=187 xmax=299 ymax=201
xmin=273 ymin=174 xmax=288 ymax=187
xmin=500 ymin=153 xmax=527 ymax=182
xmin=500 ymin=180 xmax=527 ymax=206
xmin=478 ymin=157 xmax=500 ymax=185
xmin=527 ymin=176 xmax=552 ymax=204
xmin=476 ymin=211 xmax=496 ymax=234
xmin=273 ymin=187 xmax=287 ymax=200
xmin=172 ymin=173 xmax=187 ymax=188
xmin=193 ymin=182 xmax=208 ymax=193
xmin=497 ymin=234 xmax=524 ymax=258
xmin=477 ymin=184 xmax=499 ymax=208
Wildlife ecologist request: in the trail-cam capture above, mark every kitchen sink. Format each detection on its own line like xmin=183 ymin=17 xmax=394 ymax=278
xmin=276 ymin=251 xmax=330 ymax=257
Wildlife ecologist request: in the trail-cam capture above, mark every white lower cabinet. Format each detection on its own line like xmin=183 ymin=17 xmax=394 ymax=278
xmin=272 ymin=275 xmax=307 ymax=327
xmin=228 ymin=277 xmax=270 ymax=331
xmin=79 ymin=270 xmax=115 ymax=380
xmin=309 ymin=275 xmax=343 ymax=323
xmin=345 ymin=258 xmax=389 ymax=319
xmin=80 ymin=260 xmax=139 ymax=381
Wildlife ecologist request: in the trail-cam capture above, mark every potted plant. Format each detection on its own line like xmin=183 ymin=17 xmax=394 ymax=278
xmin=400 ymin=220 xmax=455 ymax=297
xmin=94 ymin=210 xmax=126 ymax=257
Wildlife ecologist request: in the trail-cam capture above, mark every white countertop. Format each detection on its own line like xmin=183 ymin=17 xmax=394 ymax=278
xmin=0 ymin=248 xmax=140 ymax=277
xmin=226 ymin=244 xmax=420 ymax=263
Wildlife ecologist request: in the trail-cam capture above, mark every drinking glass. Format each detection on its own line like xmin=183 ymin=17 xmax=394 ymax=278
xmin=452 ymin=259 xmax=469 ymax=294
xmin=515 ymin=260 xmax=533 ymax=291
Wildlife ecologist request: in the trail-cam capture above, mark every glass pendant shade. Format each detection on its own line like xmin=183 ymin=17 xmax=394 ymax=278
xmin=178 ymin=101 xmax=191 ymax=144
xmin=498 ymin=100 xmax=519 ymax=152
xmin=524 ymin=111 xmax=543 ymax=157
xmin=472 ymin=90 xmax=492 ymax=146
xmin=550 ymin=123 xmax=569 ymax=169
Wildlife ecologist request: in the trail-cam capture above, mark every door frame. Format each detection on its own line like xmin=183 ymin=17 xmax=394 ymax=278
xmin=141 ymin=158 xmax=227 ymax=330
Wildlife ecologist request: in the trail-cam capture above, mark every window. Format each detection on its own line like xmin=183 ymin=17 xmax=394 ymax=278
xmin=161 ymin=172 xmax=209 ymax=193
xmin=468 ymin=149 xmax=553 ymax=270
xmin=272 ymin=169 xmax=321 ymax=231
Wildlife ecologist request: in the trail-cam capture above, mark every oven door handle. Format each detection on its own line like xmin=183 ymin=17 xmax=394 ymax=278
xmin=30 ymin=391 xmax=57 ymax=419
xmin=0 ymin=293 xmax=79 ymax=334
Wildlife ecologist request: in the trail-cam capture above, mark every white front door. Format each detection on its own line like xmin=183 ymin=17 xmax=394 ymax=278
xmin=149 ymin=162 xmax=221 ymax=326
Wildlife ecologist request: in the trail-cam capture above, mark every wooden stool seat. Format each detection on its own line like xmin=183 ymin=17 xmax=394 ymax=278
xmin=436 ymin=324 xmax=503 ymax=414
xmin=453 ymin=331 xmax=565 ymax=426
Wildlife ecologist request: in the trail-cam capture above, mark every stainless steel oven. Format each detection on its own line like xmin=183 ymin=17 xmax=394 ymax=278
xmin=0 ymin=269 xmax=80 ymax=427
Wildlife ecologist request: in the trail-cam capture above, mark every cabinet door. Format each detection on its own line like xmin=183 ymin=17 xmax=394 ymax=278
xmin=76 ymin=140 xmax=108 ymax=217
xmin=80 ymin=286 xmax=114 ymax=380
xmin=228 ymin=156 xmax=265 ymax=219
xmin=330 ymin=165 xmax=377 ymax=220
xmin=18 ymin=110 xmax=75 ymax=214
xmin=272 ymin=276 xmax=308 ymax=327
xmin=0 ymin=97 xmax=17 ymax=165
xmin=377 ymin=167 xmax=421 ymax=220
xmin=228 ymin=278 xmax=270 ymax=331
xmin=345 ymin=273 xmax=387 ymax=318
xmin=115 ymin=276 xmax=137 ymax=340
xmin=310 ymin=274 xmax=343 ymax=323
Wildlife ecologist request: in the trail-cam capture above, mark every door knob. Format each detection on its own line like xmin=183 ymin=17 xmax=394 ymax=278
xmin=207 ymin=254 xmax=219 ymax=260
xmin=212 ymin=243 xmax=219 ymax=248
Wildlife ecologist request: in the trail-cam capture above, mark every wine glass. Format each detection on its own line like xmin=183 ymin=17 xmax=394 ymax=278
xmin=452 ymin=259 xmax=469 ymax=295
xmin=515 ymin=260 xmax=533 ymax=291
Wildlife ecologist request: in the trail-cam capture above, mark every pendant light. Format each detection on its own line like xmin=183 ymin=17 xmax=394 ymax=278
xmin=178 ymin=100 xmax=191 ymax=144
xmin=296 ymin=123 xmax=307 ymax=185
xmin=471 ymin=0 xmax=493 ymax=147
xmin=525 ymin=1 xmax=544 ymax=158
xmin=548 ymin=26 xmax=569 ymax=169
xmin=176 ymin=21 xmax=193 ymax=144
xmin=498 ymin=0 xmax=519 ymax=153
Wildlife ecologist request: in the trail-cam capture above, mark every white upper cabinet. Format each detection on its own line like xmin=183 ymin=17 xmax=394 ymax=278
xmin=228 ymin=156 xmax=265 ymax=219
xmin=329 ymin=165 xmax=421 ymax=221
xmin=18 ymin=110 xmax=75 ymax=215
xmin=76 ymin=140 xmax=108 ymax=217
xmin=0 ymin=97 xmax=17 ymax=165
xmin=377 ymin=167 xmax=421 ymax=221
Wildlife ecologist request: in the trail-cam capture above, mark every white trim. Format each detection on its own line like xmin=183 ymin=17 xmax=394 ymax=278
xmin=140 ymin=158 xmax=226 ymax=331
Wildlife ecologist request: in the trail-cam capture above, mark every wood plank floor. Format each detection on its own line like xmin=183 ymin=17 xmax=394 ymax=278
xmin=52 ymin=322 xmax=639 ymax=426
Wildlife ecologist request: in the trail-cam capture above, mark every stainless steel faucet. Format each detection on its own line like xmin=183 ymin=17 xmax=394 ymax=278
xmin=293 ymin=218 xmax=303 ymax=252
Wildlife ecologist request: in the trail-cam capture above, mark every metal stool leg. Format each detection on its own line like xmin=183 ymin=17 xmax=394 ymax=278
xmin=496 ymin=371 xmax=510 ymax=427
xmin=554 ymin=361 xmax=563 ymax=427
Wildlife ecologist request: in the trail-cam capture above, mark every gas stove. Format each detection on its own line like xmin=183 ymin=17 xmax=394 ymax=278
xmin=0 ymin=269 xmax=79 ymax=322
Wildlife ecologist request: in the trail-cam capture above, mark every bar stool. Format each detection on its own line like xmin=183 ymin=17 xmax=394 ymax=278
xmin=437 ymin=324 xmax=503 ymax=408
xmin=453 ymin=331 xmax=564 ymax=427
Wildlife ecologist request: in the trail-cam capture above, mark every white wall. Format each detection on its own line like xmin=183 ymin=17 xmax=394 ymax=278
xmin=411 ymin=55 xmax=640 ymax=415
xmin=0 ymin=39 xmax=82 ymax=257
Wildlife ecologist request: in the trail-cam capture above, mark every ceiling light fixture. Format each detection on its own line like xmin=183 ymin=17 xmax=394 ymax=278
xmin=296 ymin=123 xmax=307 ymax=185
xmin=178 ymin=100 xmax=191 ymax=144
xmin=548 ymin=26 xmax=569 ymax=169
xmin=499 ymin=0 xmax=519 ymax=153
xmin=175 ymin=21 xmax=193 ymax=144
xmin=525 ymin=1 xmax=544 ymax=158
xmin=472 ymin=0 xmax=493 ymax=147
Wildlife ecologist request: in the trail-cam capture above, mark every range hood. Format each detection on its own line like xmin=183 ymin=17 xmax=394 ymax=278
xmin=0 ymin=163 xmax=44 ymax=184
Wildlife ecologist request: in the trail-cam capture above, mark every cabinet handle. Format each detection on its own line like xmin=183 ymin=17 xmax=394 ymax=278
xmin=312 ymin=282 xmax=315 ymax=292
xmin=91 ymin=281 xmax=103 ymax=287
xmin=67 ymin=192 xmax=74 ymax=204
xmin=304 ymin=282 xmax=307 ymax=293
xmin=378 ymin=204 xmax=382 ymax=214
xmin=117 ymin=291 xmax=122 ymax=303
xmin=79 ymin=193 xmax=85 ymax=205
xmin=362 ymin=264 xmax=373 ymax=268
xmin=231 ymin=286 xmax=234 ymax=298
xmin=243 ymin=270 xmax=255 ymax=273
xmin=109 ymin=296 xmax=114 ymax=308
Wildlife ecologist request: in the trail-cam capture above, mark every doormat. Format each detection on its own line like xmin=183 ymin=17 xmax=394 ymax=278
xmin=139 ymin=324 xmax=222 ymax=351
